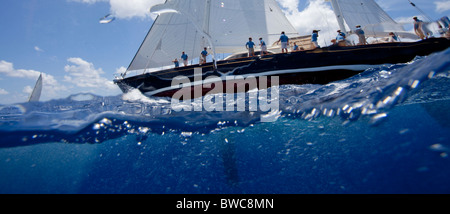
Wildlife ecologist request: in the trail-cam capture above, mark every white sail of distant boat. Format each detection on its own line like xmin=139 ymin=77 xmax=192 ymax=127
xmin=126 ymin=0 xmax=299 ymax=74
xmin=28 ymin=73 xmax=43 ymax=102
xmin=326 ymin=0 xmax=416 ymax=38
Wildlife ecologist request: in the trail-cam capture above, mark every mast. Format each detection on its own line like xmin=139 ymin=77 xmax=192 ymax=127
xmin=202 ymin=0 xmax=217 ymax=69
xmin=329 ymin=0 xmax=348 ymax=33
xmin=202 ymin=0 xmax=211 ymax=38
xmin=126 ymin=0 xmax=299 ymax=73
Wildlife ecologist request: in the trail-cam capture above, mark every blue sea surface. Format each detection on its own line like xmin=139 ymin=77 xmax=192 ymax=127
xmin=1 ymin=49 xmax=449 ymax=194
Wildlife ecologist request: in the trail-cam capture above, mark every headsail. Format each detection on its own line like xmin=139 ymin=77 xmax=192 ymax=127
xmin=127 ymin=0 xmax=299 ymax=72
xmin=327 ymin=0 xmax=407 ymax=37
xmin=28 ymin=73 xmax=43 ymax=102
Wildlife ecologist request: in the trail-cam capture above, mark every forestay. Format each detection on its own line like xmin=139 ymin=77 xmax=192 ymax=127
xmin=127 ymin=0 xmax=299 ymax=72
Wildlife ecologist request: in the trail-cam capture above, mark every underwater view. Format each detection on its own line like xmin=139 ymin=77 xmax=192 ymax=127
xmin=0 ymin=48 xmax=449 ymax=194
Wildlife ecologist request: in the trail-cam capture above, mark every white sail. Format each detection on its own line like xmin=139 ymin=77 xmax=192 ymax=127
xmin=328 ymin=0 xmax=407 ymax=37
xmin=127 ymin=0 xmax=299 ymax=72
xmin=28 ymin=73 xmax=43 ymax=102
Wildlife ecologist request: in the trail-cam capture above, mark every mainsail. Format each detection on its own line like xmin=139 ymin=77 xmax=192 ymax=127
xmin=127 ymin=0 xmax=299 ymax=72
xmin=28 ymin=73 xmax=43 ymax=102
xmin=327 ymin=0 xmax=407 ymax=37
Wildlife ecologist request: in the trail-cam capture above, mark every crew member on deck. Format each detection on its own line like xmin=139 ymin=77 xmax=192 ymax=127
xmin=355 ymin=25 xmax=367 ymax=45
xmin=335 ymin=30 xmax=346 ymax=46
xmin=172 ymin=58 xmax=179 ymax=68
xmin=311 ymin=30 xmax=320 ymax=49
xmin=181 ymin=52 xmax=189 ymax=67
xmin=292 ymin=42 xmax=299 ymax=51
xmin=200 ymin=47 xmax=208 ymax=65
xmin=337 ymin=30 xmax=346 ymax=39
xmin=246 ymin=37 xmax=256 ymax=57
xmin=413 ymin=16 xmax=427 ymax=40
xmin=388 ymin=32 xmax=400 ymax=42
xmin=277 ymin=31 xmax=289 ymax=53
xmin=259 ymin=38 xmax=268 ymax=56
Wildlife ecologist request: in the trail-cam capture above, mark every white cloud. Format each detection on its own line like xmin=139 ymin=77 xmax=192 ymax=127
xmin=34 ymin=46 xmax=44 ymax=52
xmin=115 ymin=66 xmax=127 ymax=75
xmin=0 ymin=58 xmax=121 ymax=102
xmin=70 ymin=0 xmax=339 ymax=42
xmin=0 ymin=88 xmax=8 ymax=95
xmin=64 ymin=57 xmax=118 ymax=91
xmin=109 ymin=0 xmax=165 ymax=19
xmin=71 ymin=0 xmax=165 ymax=19
xmin=279 ymin=0 xmax=340 ymax=46
xmin=278 ymin=0 xmax=301 ymax=13
xmin=23 ymin=85 xmax=33 ymax=94
xmin=0 ymin=60 xmax=67 ymax=100
xmin=68 ymin=0 xmax=107 ymax=4
xmin=435 ymin=0 xmax=450 ymax=13
xmin=0 ymin=60 xmax=42 ymax=79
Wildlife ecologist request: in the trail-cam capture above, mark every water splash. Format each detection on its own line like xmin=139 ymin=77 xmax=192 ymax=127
xmin=1 ymin=48 xmax=449 ymax=147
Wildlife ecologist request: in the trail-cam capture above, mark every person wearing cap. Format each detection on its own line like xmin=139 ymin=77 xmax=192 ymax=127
xmin=413 ymin=16 xmax=426 ymax=40
xmin=334 ymin=30 xmax=346 ymax=46
xmin=355 ymin=25 xmax=367 ymax=45
xmin=337 ymin=30 xmax=346 ymax=39
xmin=311 ymin=30 xmax=320 ymax=49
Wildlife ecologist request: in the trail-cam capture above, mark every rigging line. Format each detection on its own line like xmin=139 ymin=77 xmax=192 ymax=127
xmin=408 ymin=0 xmax=433 ymax=22
xmin=361 ymin=2 xmax=383 ymax=42
xmin=144 ymin=12 xmax=175 ymax=74
xmin=317 ymin=1 xmax=332 ymax=47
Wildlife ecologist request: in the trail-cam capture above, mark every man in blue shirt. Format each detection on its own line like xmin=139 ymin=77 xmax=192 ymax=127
xmin=277 ymin=31 xmax=289 ymax=53
xmin=311 ymin=30 xmax=320 ymax=49
xmin=172 ymin=58 xmax=179 ymax=68
xmin=200 ymin=47 xmax=208 ymax=65
xmin=292 ymin=42 xmax=299 ymax=51
xmin=181 ymin=52 xmax=188 ymax=67
xmin=259 ymin=38 xmax=268 ymax=56
xmin=246 ymin=37 xmax=256 ymax=57
xmin=335 ymin=30 xmax=346 ymax=46
xmin=337 ymin=30 xmax=346 ymax=39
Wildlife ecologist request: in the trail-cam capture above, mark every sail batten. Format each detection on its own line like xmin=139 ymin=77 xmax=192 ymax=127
xmin=127 ymin=0 xmax=299 ymax=72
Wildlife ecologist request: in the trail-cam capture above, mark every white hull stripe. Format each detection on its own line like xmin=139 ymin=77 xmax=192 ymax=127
xmin=143 ymin=64 xmax=388 ymax=96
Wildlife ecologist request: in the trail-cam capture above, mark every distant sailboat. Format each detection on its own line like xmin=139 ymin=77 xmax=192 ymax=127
xmin=28 ymin=73 xmax=43 ymax=102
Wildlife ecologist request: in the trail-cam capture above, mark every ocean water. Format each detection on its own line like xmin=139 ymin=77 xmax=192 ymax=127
xmin=1 ymin=48 xmax=449 ymax=194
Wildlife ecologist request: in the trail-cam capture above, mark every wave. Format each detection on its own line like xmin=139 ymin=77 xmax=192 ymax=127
xmin=1 ymin=48 xmax=449 ymax=147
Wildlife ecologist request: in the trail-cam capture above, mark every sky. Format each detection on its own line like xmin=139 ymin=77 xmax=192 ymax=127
xmin=0 ymin=0 xmax=449 ymax=104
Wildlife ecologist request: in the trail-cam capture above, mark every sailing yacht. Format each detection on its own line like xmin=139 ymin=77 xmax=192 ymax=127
xmin=113 ymin=0 xmax=450 ymax=98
